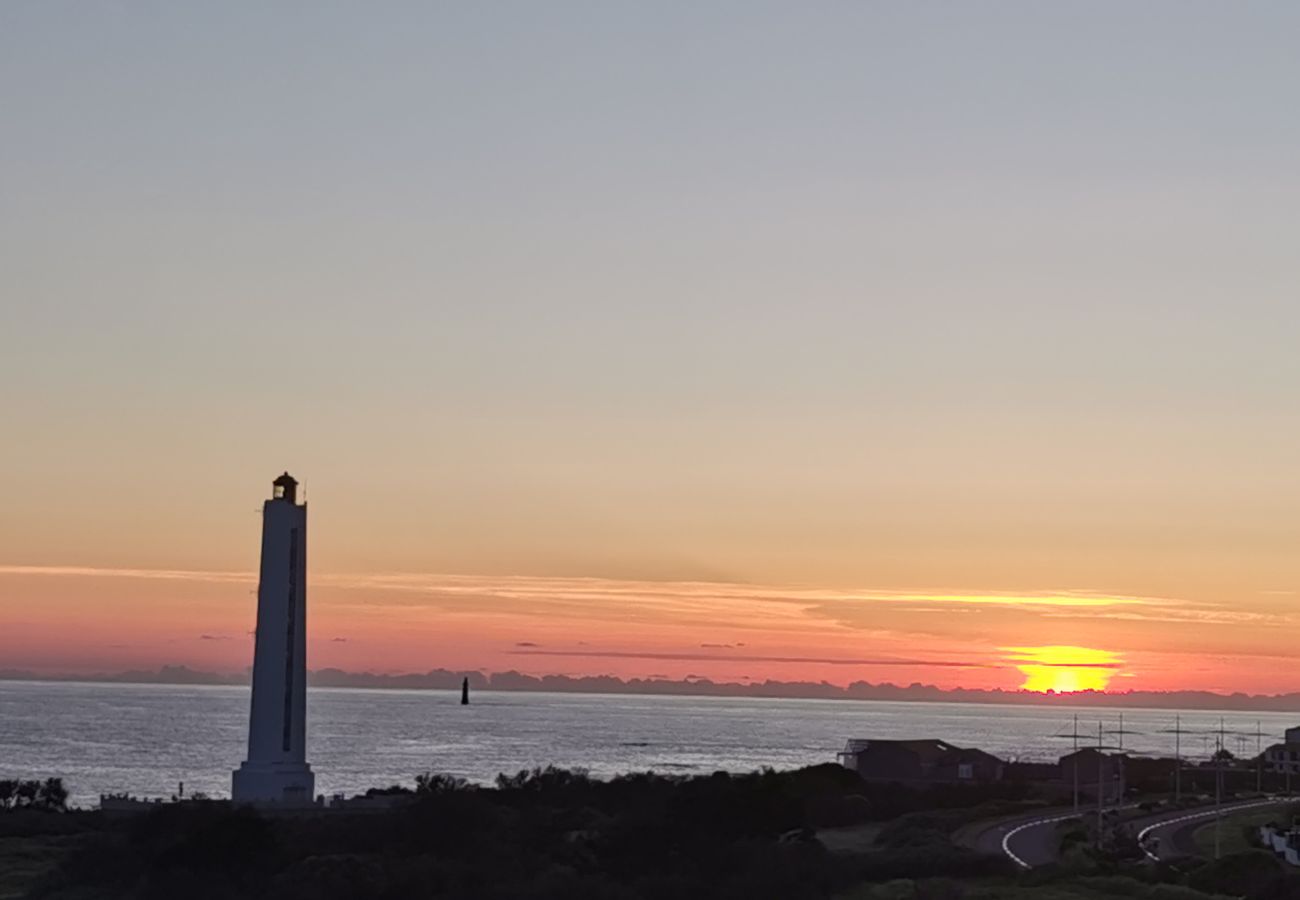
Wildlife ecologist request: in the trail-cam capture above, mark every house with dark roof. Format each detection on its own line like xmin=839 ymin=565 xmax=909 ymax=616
xmin=1058 ymin=748 xmax=1130 ymax=802
xmin=837 ymin=738 xmax=1005 ymax=785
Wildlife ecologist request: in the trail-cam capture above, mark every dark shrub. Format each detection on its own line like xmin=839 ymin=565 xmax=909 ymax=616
xmin=1186 ymin=849 xmax=1285 ymax=899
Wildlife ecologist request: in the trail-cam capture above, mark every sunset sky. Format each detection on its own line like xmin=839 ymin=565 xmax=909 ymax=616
xmin=4 ymin=3 xmax=1300 ymax=695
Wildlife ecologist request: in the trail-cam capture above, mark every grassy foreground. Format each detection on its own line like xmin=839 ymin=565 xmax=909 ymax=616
xmin=1191 ymin=804 xmax=1300 ymax=857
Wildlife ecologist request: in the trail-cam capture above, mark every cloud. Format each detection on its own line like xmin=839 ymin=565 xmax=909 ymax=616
xmin=0 ymin=566 xmax=1175 ymax=627
xmin=198 ymin=634 xmax=230 ymax=641
xmin=12 ymin=565 xmax=1260 ymax=667
xmin=508 ymin=649 xmax=990 ymax=668
xmin=1035 ymin=607 xmax=1280 ymax=627
xmin=1000 ymin=646 xmax=1124 ymax=669
xmin=330 ymin=637 xmax=349 ymax=643
xmin=871 ymin=592 xmax=1148 ymax=608
xmin=1 ymin=565 xmax=254 ymax=584
xmin=0 ymin=566 xmax=1177 ymax=615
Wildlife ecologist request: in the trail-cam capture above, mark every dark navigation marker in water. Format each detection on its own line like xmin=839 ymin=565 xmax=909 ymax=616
xmin=461 ymin=677 xmax=470 ymax=706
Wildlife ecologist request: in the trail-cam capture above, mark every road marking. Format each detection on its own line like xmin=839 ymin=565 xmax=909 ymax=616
xmin=1136 ymin=798 xmax=1284 ymax=862
xmin=1000 ymin=799 xmax=1287 ymax=869
xmin=1000 ymin=805 xmax=1141 ymax=868
xmin=1001 ymin=813 xmax=1080 ymax=868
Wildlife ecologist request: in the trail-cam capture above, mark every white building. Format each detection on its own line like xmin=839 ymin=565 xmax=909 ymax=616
xmin=232 ymin=473 xmax=316 ymax=805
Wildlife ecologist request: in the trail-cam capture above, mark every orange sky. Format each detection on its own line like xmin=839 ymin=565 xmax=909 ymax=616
xmin=2 ymin=560 xmax=1294 ymax=694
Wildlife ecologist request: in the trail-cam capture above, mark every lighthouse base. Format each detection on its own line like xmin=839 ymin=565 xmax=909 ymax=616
xmin=232 ymin=760 xmax=315 ymax=806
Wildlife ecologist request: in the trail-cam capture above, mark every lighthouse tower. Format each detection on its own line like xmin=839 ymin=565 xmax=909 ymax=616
xmin=232 ymin=473 xmax=315 ymax=805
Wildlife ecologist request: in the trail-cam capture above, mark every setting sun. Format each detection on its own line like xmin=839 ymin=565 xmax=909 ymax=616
xmin=1002 ymin=646 xmax=1123 ymax=693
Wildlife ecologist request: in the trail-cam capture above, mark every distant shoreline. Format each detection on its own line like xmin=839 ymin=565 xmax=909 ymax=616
xmin=4 ymin=667 xmax=1300 ymax=713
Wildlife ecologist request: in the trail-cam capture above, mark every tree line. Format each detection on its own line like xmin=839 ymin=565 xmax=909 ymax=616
xmin=0 ymin=778 xmax=68 ymax=811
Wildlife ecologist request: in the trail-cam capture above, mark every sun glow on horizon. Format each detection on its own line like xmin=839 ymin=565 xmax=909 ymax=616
xmin=1003 ymin=645 xmax=1123 ymax=693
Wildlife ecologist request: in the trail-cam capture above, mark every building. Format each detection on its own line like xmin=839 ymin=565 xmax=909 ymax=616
xmin=1253 ymin=726 xmax=1300 ymax=778
xmin=837 ymin=739 xmax=1004 ymax=784
xmin=232 ymin=473 xmax=316 ymax=805
xmin=1058 ymin=748 xmax=1125 ymax=802
xmin=1263 ymin=742 xmax=1300 ymax=775
xmin=1260 ymin=822 xmax=1300 ymax=866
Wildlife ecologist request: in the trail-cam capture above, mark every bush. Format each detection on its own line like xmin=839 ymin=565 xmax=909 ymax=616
xmin=1148 ymin=885 xmax=1233 ymax=900
xmin=1185 ymin=849 xmax=1285 ymax=899
xmin=415 ymin=772 xmax=471 ymax=795
xmin=0 ymin=778 xmax=68 ymax=812
xmin=914 ymin=878 xmax=967 ymax=900
xmin=1074 ymin=875 xmax=1157 ymax=897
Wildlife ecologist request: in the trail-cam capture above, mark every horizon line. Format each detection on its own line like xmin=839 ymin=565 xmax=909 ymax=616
xmin=5 ymin=665 xmax=1300 ymax=710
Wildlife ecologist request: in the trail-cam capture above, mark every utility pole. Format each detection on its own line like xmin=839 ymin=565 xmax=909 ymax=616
xmin=1174 ymin=714 xmax=1181 ymax=803
xmin=1215 ymin=718 xmax=1224 ymax=861
xmin=1073 ymin=714 xmax=1080 ymax=813
xmin=1097 ymin=720 xmax=1105 ymax=848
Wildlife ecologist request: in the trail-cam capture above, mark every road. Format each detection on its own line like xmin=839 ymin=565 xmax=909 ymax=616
xmin=956 ymin=806 xmax=1081 ymax=868
xmin=960 ymin=798 xmax=1289 ymax=869
xmin=1134 ymin=798 xmax=1285 ymax=861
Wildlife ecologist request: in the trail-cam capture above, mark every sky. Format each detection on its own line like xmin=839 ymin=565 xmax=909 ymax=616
xmin=3 ymin=2 xmax=1300 ymax=695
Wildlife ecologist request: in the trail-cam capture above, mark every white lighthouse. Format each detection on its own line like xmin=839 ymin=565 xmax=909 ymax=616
xmin=232 ymin=472 xmax=315 ymax=805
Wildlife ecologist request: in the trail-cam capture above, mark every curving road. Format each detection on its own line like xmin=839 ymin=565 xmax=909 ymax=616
xmin=1134 ymin=798 xmax=1285 ymax=861
xmin=960 ymin=798 xmax=1289 ymax=869
xmin=957 ymin=806 xmax=1081 ymax=868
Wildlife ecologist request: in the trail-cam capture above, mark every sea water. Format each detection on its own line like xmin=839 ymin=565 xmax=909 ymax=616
xmin=1 ymin=680 xmax=1294 ymax=807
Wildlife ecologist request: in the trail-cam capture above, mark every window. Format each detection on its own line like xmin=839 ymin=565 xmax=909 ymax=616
xmin=958 ymin=763 xmax=973 ymax=780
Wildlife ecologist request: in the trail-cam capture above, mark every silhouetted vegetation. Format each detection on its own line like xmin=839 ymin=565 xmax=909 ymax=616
xmin=15 ymin=768 xmax=1292 ymax=900
xmin=0 ymin=779 xmax=68 ymax=812
xmin=24 ymin=765 xmax=1031 ymax=900
xmin=1184 ymin=850 xmax=1289 ymax=899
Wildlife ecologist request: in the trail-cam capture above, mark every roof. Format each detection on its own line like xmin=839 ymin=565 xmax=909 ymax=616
xmin=844 ymin=738 xmax=957 ymax=754
xmin=273 ymin=472 xmax=298 ymax=487
xmin=1059 ymin=748 xmax=1127 ymax=764
xmin=842 ymin=738 xmax=1002 ymax=766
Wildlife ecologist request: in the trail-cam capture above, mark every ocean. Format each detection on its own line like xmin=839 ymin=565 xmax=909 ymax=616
xmin=2 ymin=680 xmax=1296 ymax=808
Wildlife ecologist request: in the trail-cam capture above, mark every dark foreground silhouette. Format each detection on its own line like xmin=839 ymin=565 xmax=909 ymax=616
xmin=8 ymin=767 xmax=1300 ymax=900
xmin=17 ymin=766 xmax=1018 ymax=900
